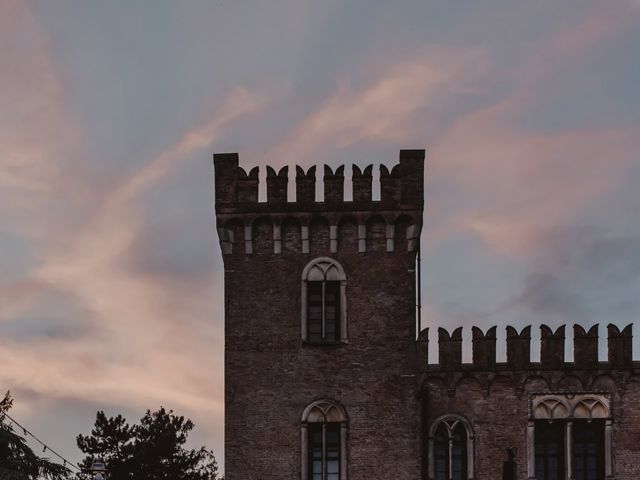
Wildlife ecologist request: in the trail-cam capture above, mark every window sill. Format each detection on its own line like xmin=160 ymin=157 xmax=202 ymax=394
xmin=302 ymin=340 xmax=349 ymax=347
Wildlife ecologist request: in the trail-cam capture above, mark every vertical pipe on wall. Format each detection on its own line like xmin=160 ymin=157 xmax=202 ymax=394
xmin=417 ymin=245 xmax=422 ymax=338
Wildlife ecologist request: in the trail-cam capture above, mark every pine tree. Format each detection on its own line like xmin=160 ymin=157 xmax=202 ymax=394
xmin=0 ymin=391 xmax=71 ymax=480
xmin=76 ymin=407 xmax=220 ymax=479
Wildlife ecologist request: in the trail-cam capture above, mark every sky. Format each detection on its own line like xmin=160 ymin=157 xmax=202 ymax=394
xmin=1 ymin=0 xmax=640 ymax=472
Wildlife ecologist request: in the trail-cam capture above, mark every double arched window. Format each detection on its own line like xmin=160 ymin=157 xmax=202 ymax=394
xmin=301 ymin=258 xmax=347 ymax=344
xmin=301 ymin=400 xmax=348 ymax=480
xmin=529 ymin=393 xmax=612 ymax=480
xmin=428 ymin=414 xmax=475 ymax=480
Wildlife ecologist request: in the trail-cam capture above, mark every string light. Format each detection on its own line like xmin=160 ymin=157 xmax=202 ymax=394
xmin=1 ymin=411 xmax=84 ymax=473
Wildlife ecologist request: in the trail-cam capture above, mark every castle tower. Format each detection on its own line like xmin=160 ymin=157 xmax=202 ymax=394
xmin=214 ymin=150 xmax=425 ymax=480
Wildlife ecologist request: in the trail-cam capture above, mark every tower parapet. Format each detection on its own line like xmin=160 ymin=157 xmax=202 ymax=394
xmin=214 ymin=150 xmax=425 ymax=256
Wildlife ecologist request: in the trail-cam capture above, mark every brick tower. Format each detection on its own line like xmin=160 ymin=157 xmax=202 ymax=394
xmin=214 ymin=150 xmax=425 ymax=480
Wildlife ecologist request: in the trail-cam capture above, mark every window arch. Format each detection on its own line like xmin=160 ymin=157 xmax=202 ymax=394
xmin=428 ymin=414 xmax=475 ymax=480
xmin=301 ymin=399 xmax=348 ymax=480
xmin=529 ymin=393 xmax=612 ymax=480
xmin=301 ymin=257 xmax=347 ymax=344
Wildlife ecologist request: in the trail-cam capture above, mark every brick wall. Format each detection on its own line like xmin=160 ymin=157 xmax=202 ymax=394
xmin=216 ymin=151 xmax=425 ymax=480
xmin=215 ymin=150 xmax=639 ymax=480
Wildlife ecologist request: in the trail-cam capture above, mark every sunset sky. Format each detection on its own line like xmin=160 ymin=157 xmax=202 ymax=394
xmin=2 ymin=0 xmax=640 ymax=472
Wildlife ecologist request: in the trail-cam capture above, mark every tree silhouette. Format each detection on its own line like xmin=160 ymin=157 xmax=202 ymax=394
xmin=76 ymin=407 xmax=220 ymax=479
xmin=0 ymin=391 xmax=71 ymax=480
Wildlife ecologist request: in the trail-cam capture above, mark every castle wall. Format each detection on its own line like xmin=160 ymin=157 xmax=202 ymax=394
xmin=419 ymin=325 xmax=640 ymax=479
xmin=216 ymin=151 xmax=425 ymax=480
xmin=215 ymin=149 xmax=639 ymax=480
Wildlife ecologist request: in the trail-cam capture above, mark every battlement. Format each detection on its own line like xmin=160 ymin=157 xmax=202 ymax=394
xmin=214 ymin=149 xmax=424 ymax=213
xmin=416 ymin=323 xmax=636 ymax=371
xmin=214 ymin=150 xmax=425 ymax=256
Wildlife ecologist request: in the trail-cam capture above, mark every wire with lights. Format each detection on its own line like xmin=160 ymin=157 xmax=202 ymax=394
xmin=1 ymin=410 xmax=84 ymax=473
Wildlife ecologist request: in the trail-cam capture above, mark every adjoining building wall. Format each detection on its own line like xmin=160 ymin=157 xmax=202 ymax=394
xmin=418 ymin=324 xmax=640 ymax=480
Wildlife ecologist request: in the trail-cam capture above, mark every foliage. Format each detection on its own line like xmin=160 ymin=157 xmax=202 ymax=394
xmin=0 ymin=391 xmax=71 ymax=480
xmin=76 ymin=407 xmax=220 ymax=480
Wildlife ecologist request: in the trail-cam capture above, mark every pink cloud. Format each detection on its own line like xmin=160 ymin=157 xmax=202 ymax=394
xmin=429 ymin=104 xmax=638 ymax=255
xmin=0 ymin=2 xmax=263 ymax=458
xmin=0 ymin=2 xmax=76 ymax=194
xmin=508 ymin=2 xmax=639 ymax=91
xmin=266 ymin=47 xmax=489 ymax=166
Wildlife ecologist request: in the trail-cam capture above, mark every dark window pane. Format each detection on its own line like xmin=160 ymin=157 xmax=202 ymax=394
xmin=452 ymin=424 xmax=467 ymax=480
xmin=308 ymin=424 xmax=323 ymax=478
xmin=324 ymin=281 xmax=340 ymax=342
xmin=307 ymin=282 xmax=324 ymax=341
xmin=535 ymin=420 xmax=565 ymax=480
xmin=326 ymin=423 xmax=341 ymax=469
xmin=573 ymin=420 xmax=604 ymax=480
xmin=434 ymin=424 xmax=449 ymax=480
xmin=308 ymin=423 xmax=341 ymax=480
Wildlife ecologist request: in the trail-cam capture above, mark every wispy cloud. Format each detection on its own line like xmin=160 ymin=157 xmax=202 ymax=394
xmin=0 ymin=1 xmax=78 ymax=217
xmin=268 ymin=47 xmax=489 ymax=164
xmin=0 ymin=1 xmax=264 ymax=459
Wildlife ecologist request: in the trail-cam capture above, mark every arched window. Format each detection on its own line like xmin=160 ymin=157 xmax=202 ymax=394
xmin=529 ymin=393 xmax=612 ymax=480
xmin=428 ymin=414 xmax=474 ymax=480
xmin=301 ymin=400 xmax=348 ymax=480
xmin=301 ymin=258 xmax=347 ymax=344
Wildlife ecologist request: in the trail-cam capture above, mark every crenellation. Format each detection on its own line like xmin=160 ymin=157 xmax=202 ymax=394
xmin=213 ymin=152 xmax=239 ymax=207
xmin=608 ymin=323 xmax=633 ymax=368
xmin=380 ymin=164 xmax=401 ymax=204
xmin=540 ymin=324 xmax=565 ymax=368
xmin=472 ymin=326 xmax=497 ymax=369
xmin=237 ymin=166 xmax=259 ymax=203
xmin=416 ymin=323 xmax=635 ymax=372
xmin=295 ymin=165 xmax=316 ymax=204
xmin=213 ymin=150 xmax=425 ymax=216
xmin=438 ymin=327 xmax=463 ymax=369
xmin=323 ymin=165 xmax=344 ymax=204
xmin=266 ymin=165 xmax=288 ymax=204
xmin=507 ymin=325 xmax=531 ymax=369
xmin=416 ymin=328 xmax=429 ymax=369
xmin=574 ymin=324 xmax=598 ymax=368
xmin=352 ymin=165 xmax=373 ymax=203
xmin=214 ymin=151 xmax=424 ymax=257
xmin=398 ymin=149 xmax=425 ymax=206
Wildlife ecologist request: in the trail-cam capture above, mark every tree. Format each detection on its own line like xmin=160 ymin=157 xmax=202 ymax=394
xmin=76 ymin=407 xmax=220 ymax=480
xmin=0 ymin=391 xmax=71 ymax=480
